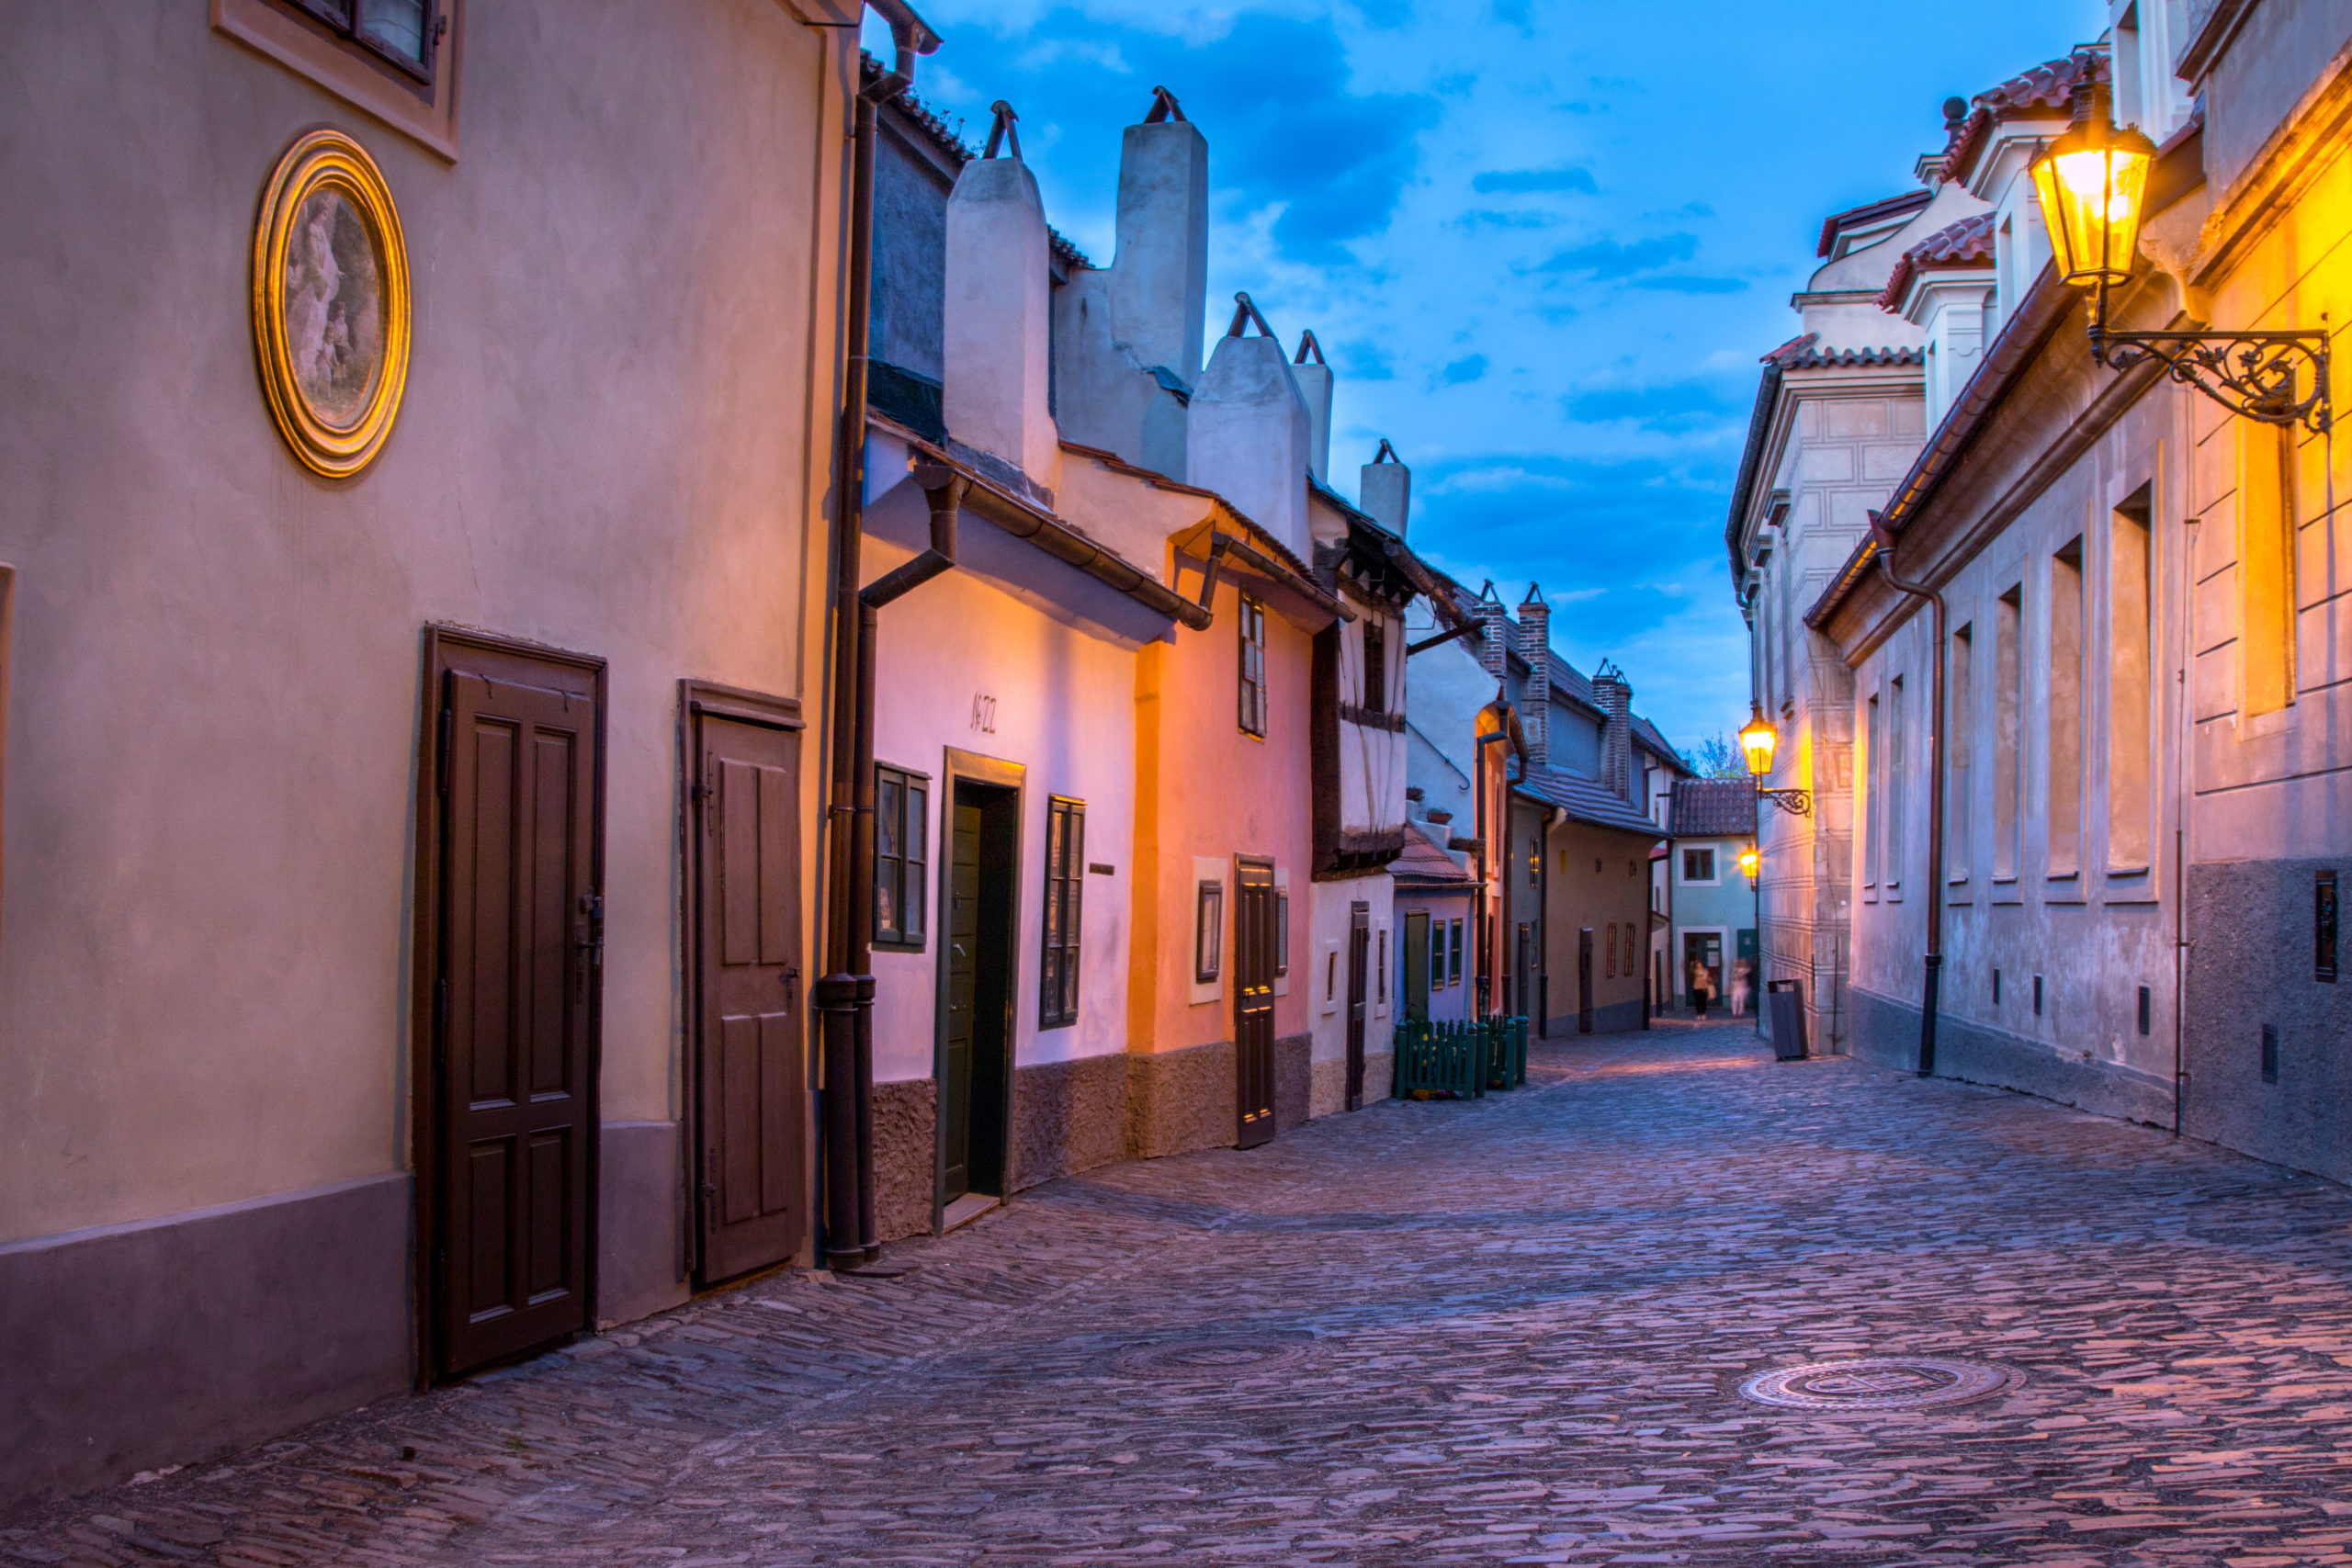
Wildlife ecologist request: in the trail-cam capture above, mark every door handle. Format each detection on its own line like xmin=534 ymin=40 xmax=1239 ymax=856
xmin=782 ymin=965 xmax=800 ymax=1008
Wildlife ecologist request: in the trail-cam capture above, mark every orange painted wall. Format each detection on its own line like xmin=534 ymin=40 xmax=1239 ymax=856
xmin=1130 ymin=573 xmax=1315 ymax=1055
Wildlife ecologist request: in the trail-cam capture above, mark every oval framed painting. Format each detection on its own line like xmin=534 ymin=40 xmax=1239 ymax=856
xmin=252 ymin=129 xmax=411 ymax=479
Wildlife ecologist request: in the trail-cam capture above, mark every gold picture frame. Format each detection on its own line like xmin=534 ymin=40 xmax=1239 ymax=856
xmin=252 ymin=129 xmax=411 ymax=479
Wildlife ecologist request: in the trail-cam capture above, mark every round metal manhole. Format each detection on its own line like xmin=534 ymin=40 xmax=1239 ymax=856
xmin=1106 ymin=1335 xmax=1314 ymax=1380
xmin=1737 ymin=1357 xmax=2022 ymax=1412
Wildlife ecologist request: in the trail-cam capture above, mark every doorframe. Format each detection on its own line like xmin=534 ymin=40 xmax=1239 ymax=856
xmin=410 ymin=625 xmax=608 ymax=1386
xmin=677 ymin=680 xmax=806 ymax=1285
xmin=931 ymin=748 xmax=1024 ymax=1235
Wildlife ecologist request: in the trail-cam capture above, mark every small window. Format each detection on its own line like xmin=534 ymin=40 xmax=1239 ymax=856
xmin=1363 ymin=623 xmax=1386 ymax=715
xmin=1605 ymin=922 xmax=1617 ymax=979
xmin=1528 ymin=836 xmax=1540 ymax=889
xmin=1377 ymin=928 xmax=1388 ymax=998
xmin=1039 ymin=797 xmax=1085 ymax=1029
xmin=1448 ymin=918 xmax=1464 ymax=987
xmin=278 ymin=0 xmax=440 ymax=81
xmin=1683 ymin=848 xmax=1715 ymax=883
xmin=1623 ymin=923 xmax=1636 ymax=978
xmin=873 ymin=763 xmax=929 ymax=949
xmin=1326 ymin=949 xmax=1340 ymax=1001
xmin=1276 ymin=889 xmax=1290 ymax=978
xmin=1195 ymin=880 xmax=1225 ymax=984
xmin=1238 ymin=596 xmax=1268 ymax=738
xmin=1429 ymin=919 xmax=1443 ymax=991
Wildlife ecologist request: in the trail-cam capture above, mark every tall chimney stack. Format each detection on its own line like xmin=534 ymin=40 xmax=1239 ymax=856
xmin=1112 ymin=86 xmax=1209 ymax=389
xmin=1517 ymin=586 xmax=1550 ymax=770
xmin=944 ymin=102 xmax=1058 ymax=491
xmin=1293 ymin=332 xmax=1333 ymax=482
xmin=1187 ymin=292 xmax=1311 ymax=558
xmin=1360 ymin=439 xmax=1410 ymax=536
xmin=1474 ymin=582 xmax=1509 ymax=682
xmin=1591 ymin=660 xmax=1634 ymax=801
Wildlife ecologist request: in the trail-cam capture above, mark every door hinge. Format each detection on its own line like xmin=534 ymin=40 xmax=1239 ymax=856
xmin=436 ymin=706 xmax=453 ymax=796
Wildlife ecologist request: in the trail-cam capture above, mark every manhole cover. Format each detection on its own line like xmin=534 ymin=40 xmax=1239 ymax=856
xmin=1106 ymin=1335 xmax=1313 ymax=1379
xmin=1736 ymin=1357 xmax=2021 ymax=1412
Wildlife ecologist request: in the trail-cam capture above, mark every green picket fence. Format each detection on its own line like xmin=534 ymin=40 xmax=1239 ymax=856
xmin=1395 ymin=1014 xmax=1527 ymax=1100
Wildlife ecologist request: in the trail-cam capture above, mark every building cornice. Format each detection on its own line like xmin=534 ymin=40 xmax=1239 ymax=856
xmin=2190 ymin=35 xmax=2352 ymax=288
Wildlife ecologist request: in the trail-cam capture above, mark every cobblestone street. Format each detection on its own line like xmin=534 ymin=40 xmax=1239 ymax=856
xmin=17 ymin=1030 xmax=2352 ymax=1566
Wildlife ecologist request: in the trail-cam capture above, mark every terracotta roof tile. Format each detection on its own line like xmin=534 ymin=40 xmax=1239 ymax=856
xmin=1939 ymin=51 xmax=2107 ymax=189
xmin=1393 ymin=819 xmax=1474 ymax=886
xmin=1767 ymin=337 xmax=1924 ymax=371
xmin=1876 ymin=211 xmax=1996 ymax=311
xmin=1669 ymin=778 xmax=1757 ymax=838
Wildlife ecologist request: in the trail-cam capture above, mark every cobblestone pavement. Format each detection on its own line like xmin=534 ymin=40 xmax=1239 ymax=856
xmin=17 ymin=1031 xmax=2352 ymax=1566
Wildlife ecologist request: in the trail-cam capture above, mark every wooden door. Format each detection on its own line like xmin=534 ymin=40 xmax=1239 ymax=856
xmin=1577 ymin=928 xmax=1594 ymax=1034
xmin=942 ymin=798 xmax=981 ymax=1201
xmin=1516 ymin=923 xmax=1532 ymax=1018
xmin=1345 ymin=903 xmax=1370 ymax=1110
xmin=433 ymin=661 xmax=599 ymax=1376
xmin=692 ymin=709 xmax=804 ymax=1282
xmin=1403 ymin=910 xmax=1430 ymax=1022
xmin=1234 ymin=861 xmax=1277 ymax=1147
xmin=940 ymin=777 xmax=1015 ymax=1206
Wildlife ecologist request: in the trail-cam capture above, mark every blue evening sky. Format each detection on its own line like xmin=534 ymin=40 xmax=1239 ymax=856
xmin=872 ymin=0 xmax=2109 ymax=756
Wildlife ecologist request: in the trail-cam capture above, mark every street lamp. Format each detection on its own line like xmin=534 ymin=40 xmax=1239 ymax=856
xmin=1741 ymin=841 xmax=1761 ymax=1013
xmin=1739 ymin=844 xmax=1759 ymax=886
xmin=2030 ymin=65 xmax=2330 ymax=433
xmin=1738 ymin=704 xmax=1812 ymax=816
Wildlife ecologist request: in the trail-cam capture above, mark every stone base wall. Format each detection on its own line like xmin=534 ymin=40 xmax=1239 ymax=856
xmin=1310 ymin=1056 xmax=1348 ymax=1117
xmin=0 ymin=1172 xmax=412 ymax=1510
xmin=1128 ymin=1037 xmax=1238 ymax=1158
xmin=1011 ymin=1053 xmax=1130 ymax=1193
xmin=2184 ymin=857 xmax=2352 ymax=1184
xmin=1849 ymin=985 xmax=2173 ymax=1126
xmin=1363 ymin=1049 xmax=1395 ymax=1104
xmin=871 ymin=1077 xmax=937 ymax=1243
xmin=1549 ymin=997 xmax=1647 ymax=1038
xmin=1275 ymin=1032 xmax=1312 ymax=1130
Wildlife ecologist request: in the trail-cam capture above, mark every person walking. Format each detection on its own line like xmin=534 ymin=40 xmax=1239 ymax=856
xmin=1690 ymin=957 xmax=1713 ymax=1019
xmin=1731 ymin=958 xmax=1752 ymax=1019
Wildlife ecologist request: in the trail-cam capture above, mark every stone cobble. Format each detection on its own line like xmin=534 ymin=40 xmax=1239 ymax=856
xmin=14 ymin=1029 xmax=2352 ymax=1565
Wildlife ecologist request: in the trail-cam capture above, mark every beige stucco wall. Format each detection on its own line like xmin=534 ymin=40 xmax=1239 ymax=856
xmin=0 ymin=0 xmax=848 ymax=1243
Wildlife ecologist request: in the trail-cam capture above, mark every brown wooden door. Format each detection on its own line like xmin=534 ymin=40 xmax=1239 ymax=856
xmin=1345 ymin=902 xmax=1370 ymax=1111
xmin=434 ymin=665 xmax=598 ymax=1375
xmin=942 ymin=799 xmax=981 ymax=1201
xmin=1235 ymin=861 xmax=1277 ymax=1146
xmin=693 ymin=711 xmax=805 ymax=1282
xmin=1577 ymin=928 xmax=1595 ymax=1033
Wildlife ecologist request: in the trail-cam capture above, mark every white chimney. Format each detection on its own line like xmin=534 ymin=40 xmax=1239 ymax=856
xmin=1187 ymin=293 xmax=1311 ymax=559
xmin=1292 ymin=331 xmax=1332 ymax=482
xmin=1112 ymin=88 xmax=1209 ymax=388
xmin=1360 ymin=439 xmax=1410 ymax=536
xmin=944 ymin=102 xmax=1058 ymax=490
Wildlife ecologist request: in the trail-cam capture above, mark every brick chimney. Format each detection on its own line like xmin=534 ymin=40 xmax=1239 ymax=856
xmin=1517 ymin=585 xmax=1550 ymax=770
xmin=1293 ymin=332 xmax=1332 ymax=482
xmin=944 ymin=102 xmax=1058 ymax=491
xmin=1591 ymin=660 xmax=1633 ymax=800
xmin=1473 ymin=582 xmax=1509 ymax=682
xmin=1187 ymin=292 xmax=1311 ymax=559
xmin=1360 ymin=439 xmax=1409 ymax=537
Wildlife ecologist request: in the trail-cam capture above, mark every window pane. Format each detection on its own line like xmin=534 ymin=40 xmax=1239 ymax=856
xmin=358 ymin=0 xmax=430 ymax=62
xmin=876 ymin=856 xmax=898 ymax=941
xmin=906 ymin=785 xmax=927 ymax=940
xmin=877 ymin=777 xmax=899 ymax=862
xmin=300 ymin=0 xmax=357 ymax=25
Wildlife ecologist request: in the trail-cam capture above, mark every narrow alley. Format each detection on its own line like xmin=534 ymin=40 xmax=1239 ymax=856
xmin=15 ymin=1031 xmax=2352 ymax=1567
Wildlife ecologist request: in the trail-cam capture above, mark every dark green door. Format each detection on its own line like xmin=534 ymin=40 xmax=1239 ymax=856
xmin=942 ymin=801 xmax=979 ymax=1201
xmin=1403 ymin=910 xmax=1430 ymax=1021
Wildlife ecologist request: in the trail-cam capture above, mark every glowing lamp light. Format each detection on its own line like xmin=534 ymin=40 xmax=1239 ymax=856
xmin=1737 ymin=706 xmax=1778 ymax=779
xmin=1738 ymin=845 xmax=1760 ymax=885
xmin=2029 ymin=82 xmax=2156 ymax=292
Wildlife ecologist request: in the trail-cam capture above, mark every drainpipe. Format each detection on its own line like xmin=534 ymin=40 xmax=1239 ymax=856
xmin=819 ymin=0 xmax=937 ymax=1273
xmin=1869 ymin=513 xmax=1947 ymax=1078
xmin=1472 ymin=703 xmax=1528 ymax=1019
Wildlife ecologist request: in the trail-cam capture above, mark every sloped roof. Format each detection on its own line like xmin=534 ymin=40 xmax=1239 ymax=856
xmin=1670 ymin=778 xmax=1757 ymax=838
xmin=1940 ymin=51 xmax=2106 ymax=189
xmin=1877 ymin=212 xmax=1996 ymax=311
xmin=1514 ymin=763 xmax=1664 ymax=839
xmin=1764 ymin=334 xmax=1926 ymax=371
xmin=1632 ymin=716 xmax=1690 ymax=773
xmin=1392 ymin=819 xmax=1474 ymax=887
xmin=1815 ymin=189 xmax=1934 ymax=258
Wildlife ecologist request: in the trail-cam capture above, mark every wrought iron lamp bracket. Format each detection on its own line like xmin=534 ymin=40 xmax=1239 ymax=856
xmin=2090 ymin=282 xmax=2331 ymax=434
xmin=1758 ymin=786 xmax=1813 ymax=818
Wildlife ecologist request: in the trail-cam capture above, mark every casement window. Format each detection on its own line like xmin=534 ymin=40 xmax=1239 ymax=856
xmin=2048 ymin=539 xmax=2085 ymax=876
xmin=1429 ymin=919 xmax=1443 ymax=992
xmin=1238 ymin=596 xmax=1268 ymax=738
xmin=1039 ymin=797 xmax=1085 ymax=1028
xmin=1363 ymin=623 xmax=1387 ymax=715
xmin=1528 ymin=836 xmax=1540 ymax=889
xmin=1377 ymin=928 xmax=1388 ymax=998
xmin=1682 ymin=848 xmax=1715 ymax=884
xmin=1605 ymin=923 xmax=1617 ymax=979
xmin=1622 ymin=923 xmax=1635 ymax=979
xmin=1448 ymin=917 xmax=1464 ymax=987
xmin=1995 ymin=585 xmax=2023 ymax=879
xmin=873 ymin=763 xmax=929 ymax=950
xmin=2109 ymin=488 xmax=2154 ymax=870
xmin=280 ymin=0 xmax=440 ymax=78
xmin=1275 ymin=887 xmax=1290 ymax=980
xmin=1194 ymin=880 xmax=1225 ymax=984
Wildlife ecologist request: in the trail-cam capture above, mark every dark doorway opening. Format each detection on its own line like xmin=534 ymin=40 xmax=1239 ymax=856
xmin=1346 ymin=902 xmax=1370 ymax=1111
xmin=939 ymin=761 xmax=1019 ymax=1215
xmin=1577 ymin=928 xmax=1594 ymax=1033
xmin=1235 ymin=859 xmax=1278 ymax=1146
xmin=684 ymin=685 xmax=806 ymax=1285
xmin=415 ymin=629 xmax=605 ymax=1381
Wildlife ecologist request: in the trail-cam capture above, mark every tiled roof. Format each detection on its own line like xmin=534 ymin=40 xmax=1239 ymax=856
xmin=1669 ymin=778 xmax=1757 ymax=839
xmin=1876 ymin=212 xmax=1996 ymax=311
xmin=861 ymin=52 xmax=1096 ymax=272
xmin=1815 ymin=189 xmax=1934 ymax=258
xmin=1764 ymin=333 xmax=1926 ymax=371
xmin=1392 ymin=820 xmax=1474 ymax=887
xmin=1939 ymin=51 xmax=2107 ymax=189
xmin=1632 ymin=716 xmax=1690 ymax=773
xmin=1514 ymin=763 xmax=1664 ymax=839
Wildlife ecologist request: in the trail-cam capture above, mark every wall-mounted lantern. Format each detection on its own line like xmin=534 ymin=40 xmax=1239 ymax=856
xmin=2030 ymin=69 xmax=2331 ymax=433
xmin=1739 ymin=705 xmax=1813 ymax=816
xmin=1739 ymin=844 xmax=1760 ymax=889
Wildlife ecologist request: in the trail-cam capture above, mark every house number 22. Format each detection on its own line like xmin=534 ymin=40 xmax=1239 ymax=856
xmin=971 ymin=694 xmax=998 ymax=734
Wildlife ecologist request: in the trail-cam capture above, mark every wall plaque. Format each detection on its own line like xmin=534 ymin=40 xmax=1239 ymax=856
xmin=252 ymin=129 xmax=411 ymax=478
